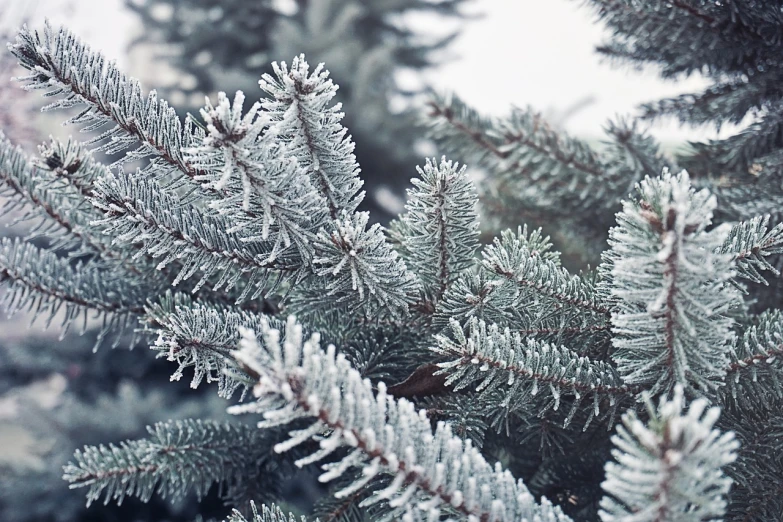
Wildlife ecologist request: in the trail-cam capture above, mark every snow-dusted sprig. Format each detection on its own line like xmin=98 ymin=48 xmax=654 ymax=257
xmin=427 ymin=93 xmax=602 ymax=212
xmin=0 ymin=238 xmax=147 ymax=347
xmin=599 ymin=386 xmax=738 ymax=522
xmin=10 ymin=23 xmax=202 ymax=181
xmin=0 ymin=133 xmax=114 ymax=254
xmin=227 ymin=502 xmax=308 ymax=522
xmin=391 ymin=156 xmax=479 ymax=304
xmin=91 ymin=171 xmax=303 ymax=298
xmin=433 ymin=318 xmax=633 ymax=428
xmin=34 ymin=137 xmax=107 ymax=199
xmin=259 ymin=55 xmax=364 ymax=217
xmin=427 ymin=94 xmax=659 ymax=217
xmin=312 ymin=211 xmax=418 ymax=316
xmin=434 ymin=226 xmax=563 ymax=330
xmin=608 ymin=170 xmax=742 ymax=395
xmin=230 ymin=316 xmax=572 ymax=522
xmin=191 ymin=90 xmax=266 ymax=197
xmin=480 ymin=227 xmax=611 ymax=342
xmin=717 ymin=215 xmax=783 ymax=285
xmin=64 ymin=419 xmax=277 ymax=507
xmin=227 ymin=500 xmax=432 ymax=522
xmin=433 ymin=270 xmax=518 ymax=331
xmin=145 ymin=292 xmax=283 ymax=398
xmin=723 ymin=309 xmax=783 ymax=409
xmin=184 ymin=91 xmax=326 ymax=260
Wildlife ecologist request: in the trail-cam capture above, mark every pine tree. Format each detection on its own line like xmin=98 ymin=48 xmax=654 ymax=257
xmin=3 ymin=2 xmax=783 ymax=521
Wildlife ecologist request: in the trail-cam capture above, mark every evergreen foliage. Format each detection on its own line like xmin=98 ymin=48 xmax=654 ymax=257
xmin=230 ymin=317 xmax=570 ymax=522
xmin=3 ymin=3 xmax=783 ymax=520
xmin=599 ymin=386 xmax=738 ymax=522
xmin=227 ymin=502 xmax=308 ymax=522
xmin=124 ymin=0 xmax=471 ymax=221
xmin=63 ymin=419 xmax=282 ymax=508
xmin=607 ymin=170 xmax=741 ymax=395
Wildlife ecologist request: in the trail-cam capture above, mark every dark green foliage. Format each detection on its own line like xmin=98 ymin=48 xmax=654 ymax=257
xmin=64 ymin=419 xmax=284 ymax=509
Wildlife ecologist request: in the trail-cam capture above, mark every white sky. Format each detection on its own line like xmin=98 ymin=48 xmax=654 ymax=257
xmin=13 ymin=0 xmax=723 ymax=144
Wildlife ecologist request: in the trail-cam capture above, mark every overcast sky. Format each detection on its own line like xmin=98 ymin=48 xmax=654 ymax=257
xmin=14 ymin=0 xmax=723 ymax=144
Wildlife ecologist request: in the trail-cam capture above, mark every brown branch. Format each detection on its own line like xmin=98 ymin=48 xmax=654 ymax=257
xmin=653 ymin=418 xmax=678 ymax=522
xmin=659 ymin=208 xmax=680 ymax=380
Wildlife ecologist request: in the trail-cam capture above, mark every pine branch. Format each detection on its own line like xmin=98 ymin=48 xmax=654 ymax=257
xmin=0 ymin=238 xmax=147 ymax=347
xmin=685 ymin=105 xmax=783 ymax=176
xmin=639 ymin=73 xmax=778 ymax=127
xmin=184 ymin=91 xmax=327 ymax=261
xmin=390 ymin=156 xmax=479 ymax=304
xmin=433 ymin=225 xmax=567 ymax=328
xmin=717 ymin=215 xmax=783 ymax=285
xmin=226 ymin=502 xmax=307 ymax=522
xmin=90 ymin=171 xmax=303 ymax=297
xmin=434 ymin=318 xmax=633 ymax=428
xmin=64 ymin=419 xmax=278 ymax=507
xmin=608 ymin=170 xmax=742 ymax=394
xmin=311 ymin=210 xmax=418 ymax=316
xmin=427 ymin=94 xmax=608 ymax=212
xmin=0 ymin=134 xmax=97 ymax=248
xmin=723 ymin=309 xmax=783 ymax=409
xmin=599 ymin=386 xmax=738 ymax=522
xmin=588 ymin=0 xmax=769 ymax=77
xmin=145 ymin=292 xmax=282 ymax=398
xmin=34 ymin=137 xmax=105 ymax=199
xmin=259 ymin=55 xmax=364 ymax=217
xmin=479 ymin=228 xmax=611 ymax=340
xmin=601 ymin=118 xmax=667 ymax=184
xmin=0 ymin=134 xmax=166 ymax=285
xmin=255 ymin=56 xmax=417 ymax=315
xmin=719 ymin=407 xmax=783 ymax=522
xmin=230 ymin=316 xmax=572 ymax=522
xmin=10 ymin=23 xmax=202 ymax=180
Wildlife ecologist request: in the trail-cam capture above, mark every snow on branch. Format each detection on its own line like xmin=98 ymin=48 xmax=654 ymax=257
xmin=599 ymin=386 xmax=738 ymax=522
xmin=10 ymin=22 xmax=201 ymax=179
xmin=230 ymin=316 xmax=572 ymax=522
xmin=390 ymin=156 xmax=479 ymax=305
xmin=0 ymin=238 xmax=148 ymax=347
xmin=260 ymin=55 xmax=363 ymax=218
xmin=608 ymin=170 xmax=741 ymax=394
xmin=64 ymin=419 xmax=277 ymax=507
xmin=717 ymin=215 xmax=783 ymax=285
xmin=185 ymin=91 xmax=326 ymax=262
xmin=433 ymin=317 xmax=633 ymax=428
xmin=145 ymin=292 xmax=283 ymax=398
xmin=723 ymin=309 xmax=783 ymax=409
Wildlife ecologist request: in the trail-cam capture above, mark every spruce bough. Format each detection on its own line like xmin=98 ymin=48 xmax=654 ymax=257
xmin=4 ymin=4 xmax=783 ymax=520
